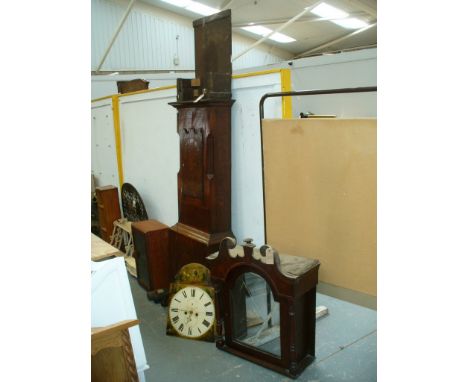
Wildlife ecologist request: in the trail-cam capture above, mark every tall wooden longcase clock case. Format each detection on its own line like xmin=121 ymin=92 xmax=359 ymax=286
xmin=169 ymin=10 xmax=234 ymax=279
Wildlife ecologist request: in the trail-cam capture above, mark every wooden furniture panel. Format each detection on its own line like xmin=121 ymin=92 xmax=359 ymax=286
xmin=168 ymin=228 xmax=220 ymax=281
xmin=174 ymin=104 xmax=233 ymax=234
xmin=132 ymin=220 xmax=170 ymax=292
xmin=95 ymin=186 xmax=121 ymax=243
xmin=91 ymin=319 xmax=139 ymax=382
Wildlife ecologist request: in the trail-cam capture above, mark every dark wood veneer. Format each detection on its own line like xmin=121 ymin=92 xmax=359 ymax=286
xmin=168 ymin=10 xmax=235 ymax=282
xmin=95 ymin=186 xmax=121 ymax=243
xmin=132 ymin=220 xmax=170 ymax=292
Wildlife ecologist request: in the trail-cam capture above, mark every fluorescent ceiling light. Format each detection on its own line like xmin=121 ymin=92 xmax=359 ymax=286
xmin=160 ymin=0 xmax=219 ymax=16
xmin=241 ymin=25 xmax=296 ymax=43
xmin=242 ymin=25 xmax=271 ymax=36
xmin=310 ymin=3 xmax=368 ymax=30
xmin=185 ymin=2 xmax=219 ymax=15
xmin=160 ymin=0 xmax=191 ymax=7
xmin=310 ymin=3 xmax=348 ymax=19
xmin=270 ymin=33 xmax=296 ymax=43
xmin=332 ymin=17 xmax=368 ymax=29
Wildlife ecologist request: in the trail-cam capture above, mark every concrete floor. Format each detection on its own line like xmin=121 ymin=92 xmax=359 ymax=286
xmin=129 ymin=275 xmax=377 ymax=382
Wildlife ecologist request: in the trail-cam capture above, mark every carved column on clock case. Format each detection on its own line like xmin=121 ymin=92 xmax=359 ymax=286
xmin=168 ymin=9 xmax=234 ymax=279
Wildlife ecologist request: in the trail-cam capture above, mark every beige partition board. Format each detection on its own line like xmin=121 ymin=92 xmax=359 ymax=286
xmin=263 ymin=118 xmax=376 ymax=296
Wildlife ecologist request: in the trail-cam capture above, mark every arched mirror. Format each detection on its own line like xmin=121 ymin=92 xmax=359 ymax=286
xmin=209 ymin=237 xmax=320 ymax=378
xmin=230 ymin=272 xmax=281 ymax=357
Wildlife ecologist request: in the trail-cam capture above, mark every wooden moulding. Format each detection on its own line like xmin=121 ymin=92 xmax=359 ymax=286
xmin=171 ymin=222 xmax=233 ymax=247
xmin=91 ymin=319 xmax=139 ymax=382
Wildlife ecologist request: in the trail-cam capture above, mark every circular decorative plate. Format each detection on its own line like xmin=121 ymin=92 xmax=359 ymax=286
xmin=121 ymin=183 xmax=148 ymax=222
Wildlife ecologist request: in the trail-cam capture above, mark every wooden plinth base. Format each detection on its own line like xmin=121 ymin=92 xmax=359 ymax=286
xmin=169 ymin=223 xmax=233 ymax=279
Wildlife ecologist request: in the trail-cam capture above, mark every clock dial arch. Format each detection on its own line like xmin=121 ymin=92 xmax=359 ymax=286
xmin=168 ymin=286 xmax=215 ymax=339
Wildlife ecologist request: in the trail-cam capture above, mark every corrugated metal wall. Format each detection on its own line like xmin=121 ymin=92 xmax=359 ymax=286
xmin=91 ymin=0 xmax=290 ymax=71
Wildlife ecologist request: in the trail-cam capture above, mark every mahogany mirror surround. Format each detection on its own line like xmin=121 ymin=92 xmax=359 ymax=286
xmin=208 ymin=237 xmax=320 ymax=379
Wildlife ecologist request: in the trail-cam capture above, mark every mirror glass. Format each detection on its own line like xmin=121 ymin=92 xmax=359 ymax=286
xmin=230 ymin=272 xmax=281 ymax=357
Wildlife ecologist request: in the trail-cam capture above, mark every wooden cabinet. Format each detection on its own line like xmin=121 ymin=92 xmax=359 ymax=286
xmin=95 ymin=186 xmax=121 ymax=242
xmin=132 ymin=220 xmax=170 ymax=292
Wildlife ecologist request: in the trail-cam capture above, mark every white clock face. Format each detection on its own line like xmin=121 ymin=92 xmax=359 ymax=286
xmin=169 ymin=286 xmax=215 ymax=338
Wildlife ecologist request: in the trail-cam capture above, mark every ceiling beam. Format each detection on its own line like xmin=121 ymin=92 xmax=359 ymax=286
xmin=345 ymin=0 xmax=377 ymax=18
xmin=232 ymin=0 xmax=321 ymax=62
xmin=96 ymin=0 xmax=137 ymax=73
xmin=294 ymin=22 xmax=376 ymax=59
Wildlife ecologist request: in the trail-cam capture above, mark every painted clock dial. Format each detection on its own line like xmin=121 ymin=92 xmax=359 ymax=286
xmin=169 ymin=286 xmax=215 ymax=338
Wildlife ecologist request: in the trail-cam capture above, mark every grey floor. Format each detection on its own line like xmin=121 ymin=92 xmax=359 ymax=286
xmin=129 ymin=275 xmax=376 ymax=382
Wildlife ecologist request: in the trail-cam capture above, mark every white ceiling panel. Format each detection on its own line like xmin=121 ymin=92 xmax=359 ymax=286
xmin=142 ymin=0 xmax=377 ymax=57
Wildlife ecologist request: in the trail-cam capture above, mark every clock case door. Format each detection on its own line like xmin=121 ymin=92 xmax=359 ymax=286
xmin=173 ymin=102 xmax=234 ymax=234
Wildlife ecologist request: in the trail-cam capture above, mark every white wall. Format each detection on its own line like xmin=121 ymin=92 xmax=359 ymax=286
xmin=119 ymin=87 xmax=179 ymax=226
xmin=291 ymin=48 xmax=377 ymax=117
xmin=91 ymin=72 xmax=283 ymax=246
xmin=91 ymin=0 xmax=292 ymax=72
xmin=91 ymin=99 xmax=120 ymax=188
xmin=232 ymin=48 xmax=377 ymax=118
xmin=231 ymin=73 xmax=282 ymax=245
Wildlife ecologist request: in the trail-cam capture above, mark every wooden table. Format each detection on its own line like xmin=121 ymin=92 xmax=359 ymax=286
xmin=92 ymin=233 xmax=123 ymax=261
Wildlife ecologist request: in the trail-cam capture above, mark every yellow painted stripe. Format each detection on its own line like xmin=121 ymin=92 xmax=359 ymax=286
xmin=91 ymin=85 xmax=176 ymax=102
xmin=94 ymin=69 xmax=288 ymax=189
xmin=111 ymin=95 xmax=124 ymax=188
xmin=280 ymin=69 xmax=292 ymax=119
xmin=92 ymin=69 xmax=284 ymax=102
xmin=118 ymin=84 xmax=176 ymax=98
xmin=91 ymin=94 xmax=114 ymax=103
xmin=232 ymin=68 xmax=282 ymax=79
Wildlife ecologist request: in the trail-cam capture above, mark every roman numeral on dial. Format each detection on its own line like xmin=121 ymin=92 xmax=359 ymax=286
xmin=191 ymin=289 xmax=195 ymax=297
xmin=202 ymin=319 xmax=210 ymax=327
